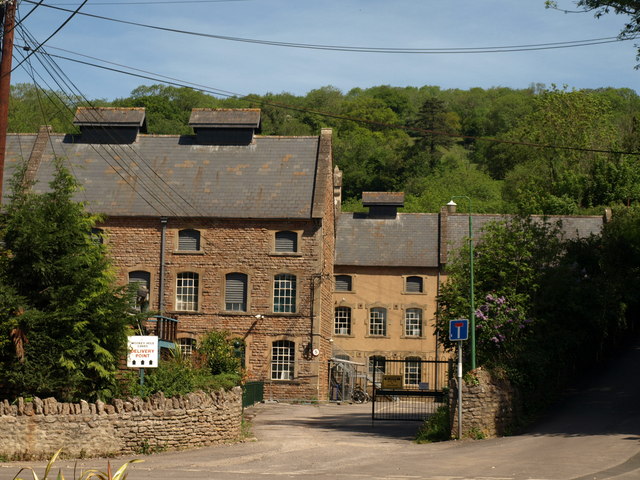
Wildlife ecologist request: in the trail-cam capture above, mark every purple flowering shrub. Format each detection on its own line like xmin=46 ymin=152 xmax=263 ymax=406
xmin=475 ymin=292 xmax=533 ymax=365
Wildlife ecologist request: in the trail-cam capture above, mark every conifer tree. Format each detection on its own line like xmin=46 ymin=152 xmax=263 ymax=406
xmin=0 ymin=159 xmax=136 ymax=401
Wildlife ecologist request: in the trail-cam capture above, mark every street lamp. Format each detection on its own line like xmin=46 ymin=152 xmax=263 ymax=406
xmin=446 ymin=196 xmax=476 ymax=370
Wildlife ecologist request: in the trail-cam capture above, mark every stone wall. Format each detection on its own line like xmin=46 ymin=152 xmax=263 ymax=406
xmin=451 ymin=368 xmax=519 ymax=438
xmin=0 ymin=388 xmax=242 ymax=459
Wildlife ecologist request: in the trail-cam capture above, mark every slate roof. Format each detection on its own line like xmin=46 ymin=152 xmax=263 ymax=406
xmin=335 ymin=211 xmax=605 ymax=268
xmin=362 ymin=192 xmax=404 ymax=207
xmin=189 ymin=109 xmax=261 ymax=129
xmin=73 ymin=107 xmax=146 ymax=128
xmin=444 ymin=213 xmax=604 ymax=255
xmin=335 ymin=212 xmax=440 ymax=267
xmin=2 ymin=132 xmax=325 ymax=219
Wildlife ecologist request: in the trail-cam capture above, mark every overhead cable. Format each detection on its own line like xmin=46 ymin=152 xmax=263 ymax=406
xmin=19 ymin=0 xmax=636 ymax=54
xmin=25 ymin=45 xmax=640 ymax=157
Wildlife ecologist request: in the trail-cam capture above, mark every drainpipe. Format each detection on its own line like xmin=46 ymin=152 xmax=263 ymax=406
xmin=159 ymin=217 xmax=168 ymax=313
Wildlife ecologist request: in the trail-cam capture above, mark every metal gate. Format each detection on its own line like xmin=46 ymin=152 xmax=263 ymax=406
xmin=371 ymin=357 xmax=452 ymax=421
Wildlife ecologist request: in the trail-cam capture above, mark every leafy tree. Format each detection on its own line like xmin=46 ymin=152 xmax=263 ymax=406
xmin=112 ymin=84 xmax=221 ymax=134
xmin=411 ymin=97 xmax=461 ymax=164
xmin=0 ymin=159 xmax=137 ymax=401
xmin=197 ymin=330 xmax=243 ymax=376
xmin=498 ymin=87 xmax=636 ymax=213
xmin=436 ymin=216 xmax=565 ymax=368
xmin=547 ymin=1 xmax=640 ymax=67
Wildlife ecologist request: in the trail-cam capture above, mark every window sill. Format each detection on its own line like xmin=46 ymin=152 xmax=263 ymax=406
xmin=401 ymin=335 xmax=425 ymax=339
xmin=269 ymin=252 xmax=303 ymax=257
xmin=333 ymin=333 xmax=353 ymax=338
xmin=402 ymin=291 xmax=426 ymax=295
xmin=221 ymin=310 xmax=250 ymax=316
xmin=365 ymin=335 xmax=390 ymax=339
xmin=173 ymin=250 xmax=205 ymax=255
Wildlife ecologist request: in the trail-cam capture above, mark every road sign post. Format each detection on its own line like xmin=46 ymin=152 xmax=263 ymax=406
xmin=449 ymin=319 xmax=469 ymax=439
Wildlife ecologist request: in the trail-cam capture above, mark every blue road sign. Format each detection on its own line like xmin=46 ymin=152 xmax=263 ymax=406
xmin=449 ymin=319 xmax=469 ymax=341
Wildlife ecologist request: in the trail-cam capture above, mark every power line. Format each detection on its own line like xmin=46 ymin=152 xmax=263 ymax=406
xmin=9 ymin=0 xmax=88 ymax=75
xmin=19 ymin=1 xmax=637 ymax=54
xmin=13 ymin=27 xmax=205 ymax=217
xmin=24 ymin=44 xmax=640 ymax=157
xmin=47 ymin=0 xmax=253 ymax=4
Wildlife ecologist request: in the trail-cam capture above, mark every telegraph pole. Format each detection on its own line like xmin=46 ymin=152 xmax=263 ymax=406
xmin=0 ymin=0 xmax=17 ymax=202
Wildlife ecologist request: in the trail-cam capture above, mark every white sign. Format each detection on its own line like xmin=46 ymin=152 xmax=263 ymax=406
xmin=127 ymin=336 xmax=158 ymax=368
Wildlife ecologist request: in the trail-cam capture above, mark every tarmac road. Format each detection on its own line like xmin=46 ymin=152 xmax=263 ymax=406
xmin=2 ymin=342 xmax=640 ymax=480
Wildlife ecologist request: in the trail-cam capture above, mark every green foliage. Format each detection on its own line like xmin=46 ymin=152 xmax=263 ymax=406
xmin=12 ymin=448 xmax=142 ymax=479
xmin=198 ymin=330 xmax=244 ymax=376
xmin=415 ymin=405 xmax=451 ymax=443
xmin=0 ymin=160 xmax=138 ymax=402
xmin=122 ymin=348 xmax=241 ymax=399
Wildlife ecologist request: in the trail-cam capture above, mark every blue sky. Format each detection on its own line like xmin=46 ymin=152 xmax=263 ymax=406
xmin=11 ymin=0 xmax=640 ymax=101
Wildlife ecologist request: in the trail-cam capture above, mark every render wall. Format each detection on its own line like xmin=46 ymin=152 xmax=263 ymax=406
xmin=331 ymin=266 xmax=443 ymax=367
xmin=0 ymin=388 xmax=242 ymax=459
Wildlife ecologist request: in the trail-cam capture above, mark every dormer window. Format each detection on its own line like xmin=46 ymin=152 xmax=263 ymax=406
xmin=189 ymin=108 xmax=261 ymax=146
xmin=73 ymin=107 xmax=146 ymax=144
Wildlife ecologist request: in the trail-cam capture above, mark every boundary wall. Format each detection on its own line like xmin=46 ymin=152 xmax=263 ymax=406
xmin=0 ymin=388 xmax=242 ymax=459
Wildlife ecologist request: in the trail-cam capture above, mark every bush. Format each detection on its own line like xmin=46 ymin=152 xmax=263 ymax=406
xmin=121 ymin=349 xmax=240 ymax=399
xmin=416 ymin=405 xmax=451 ymax=443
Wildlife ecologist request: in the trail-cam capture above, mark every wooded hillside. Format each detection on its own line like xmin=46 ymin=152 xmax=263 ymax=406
xmin=9 ymin=82 xmax=640 ymax=214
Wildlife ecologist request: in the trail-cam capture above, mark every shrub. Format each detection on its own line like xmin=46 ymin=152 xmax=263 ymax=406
xmin=416 ymin=405 xmax=451 ymax=443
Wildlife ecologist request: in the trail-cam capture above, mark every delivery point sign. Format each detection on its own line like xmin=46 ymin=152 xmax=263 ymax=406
xmin=127 ymin=336 xmax=159 ymax=368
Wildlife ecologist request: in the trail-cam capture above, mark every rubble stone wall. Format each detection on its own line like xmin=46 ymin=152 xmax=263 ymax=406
xmin=0 ymin=388 xmax=242 ymax=459
xmin=451 ymin=368 xmax=519 ymax=438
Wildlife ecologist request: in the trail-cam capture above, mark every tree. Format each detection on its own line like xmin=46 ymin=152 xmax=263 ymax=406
xmin=0 ymin=160 xmax=137 ymax=401
xmin=436 ymin=216 xmax=565 ymax=368
xmin=497 ymin=87 xmax=637 ymax=213
xmin=547 ymin=1 xmax=640 ymax=67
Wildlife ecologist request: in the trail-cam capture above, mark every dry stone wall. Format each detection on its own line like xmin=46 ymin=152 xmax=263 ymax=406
xmin=451 ymin=368 xmax=519 ymax=438
xmin=0 ymin=388 xmax=242 ymax=459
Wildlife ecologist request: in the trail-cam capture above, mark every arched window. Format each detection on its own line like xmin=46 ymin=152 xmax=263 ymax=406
xmin=369 ymin=307 xmax=387 ymax=336
xmin=225 ymin=272 xmax=248 ymax=311
xmin=334 ymin=275 xmax=352 ymax=292
xmin=404 ymin=357 xmax=422 ymax=386
xmin=176 ymin=272 xmax=199 ymax=311
xmin=405 ymin=276 xmax=424 ymax=293
xmin=334 ymin=306 xmax=351 ymax=335
xmin=405 ymin=308 xmax=422 ymax=337
xmin=178 ymin=229 xmax=201 ymax=251
xmin=271 ymin=340 xmax=295 ymax=380
xmin=128 ymin=270 xmax=150 ymax=312
xmin=273 ymin=274 xmax=296 ymax=313
xmin=368 ymin=356 xmax=386 ymax=378
xmin=275 ymin=231 xmax=298 ymax=253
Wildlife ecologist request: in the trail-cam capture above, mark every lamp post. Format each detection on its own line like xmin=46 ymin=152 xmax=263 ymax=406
xmin=446 ymin=196 xmax=476 ymax=370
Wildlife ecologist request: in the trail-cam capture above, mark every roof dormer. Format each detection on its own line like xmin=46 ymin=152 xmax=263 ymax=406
xmin=362 ymin=192 xmax=404 ymax=219
xmin=189 ymin=108 xmax=261 ymax=146
xmin=73 ymin=107 xmax=146 ymax=144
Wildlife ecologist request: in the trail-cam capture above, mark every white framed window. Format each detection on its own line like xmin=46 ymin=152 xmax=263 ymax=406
xmin=368 ymin=355 xmax=386 ymax=378
xmin=176 ymin=272 xmax=199 ymax=311
xmin=369 ymin=307 xmax=387 ymax=336
xmin=405 ymin=276 xmax=424 ymax=293
xmin=225 ymin=272 xmax=248 ymax=312
xmin=128 ymin=270 xmax=150 ymax=312
xmin=274 ymin=274 xmax=296 ymax=313
xmin=178 ymin=229 xmax=201 ymax=251
xmin=179 ymin=338 xmax=196 ymax=357
xmin=334 ymin=275 xmax=352 ymax=292
xmin=271 ymin=340 xmax=295 ymax=380
xmin=405 ymin=308 xmax=422 ymax=337
xmin=404 ymin=357 xmax=422 ymax=386
xmin=275 ymin=231 xmax=298 ymax=253
xmin=334 ymin=306 xmax=351 ymax=335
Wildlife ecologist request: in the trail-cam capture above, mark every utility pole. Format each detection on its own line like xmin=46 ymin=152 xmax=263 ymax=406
xmin=0 ymin=0 xmax=17 ymax=202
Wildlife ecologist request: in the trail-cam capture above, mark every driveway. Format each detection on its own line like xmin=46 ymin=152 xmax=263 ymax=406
xmin=2 ymin=343 xmax=640 ymax=480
